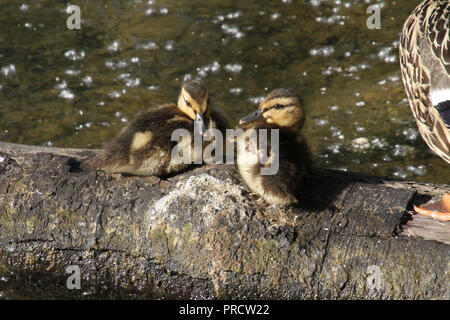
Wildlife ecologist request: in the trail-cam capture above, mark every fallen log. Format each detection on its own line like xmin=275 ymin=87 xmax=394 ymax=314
xmin=0 ymin=141 xmax=448 ymax=299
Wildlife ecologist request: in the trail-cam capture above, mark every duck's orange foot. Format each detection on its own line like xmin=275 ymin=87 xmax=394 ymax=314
xmin=413 ymin=193 xmax=450 ymax=221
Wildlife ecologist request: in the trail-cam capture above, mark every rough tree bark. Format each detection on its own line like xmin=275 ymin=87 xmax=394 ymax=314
xmin=0 ymin=141 xmax=448 ymax=299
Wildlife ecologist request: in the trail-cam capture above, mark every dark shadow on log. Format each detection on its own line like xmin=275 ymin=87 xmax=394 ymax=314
xmin=0 ymin=141 xmax=449 ymax=299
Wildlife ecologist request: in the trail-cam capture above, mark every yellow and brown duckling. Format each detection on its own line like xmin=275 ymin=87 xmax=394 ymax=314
xmin=399 ymin=0 xmax=450 ymax=220
xmin=93 ymin=80 xmax=229 ymax=176
xmin=236 ymin=88 xmax=312 ymax=205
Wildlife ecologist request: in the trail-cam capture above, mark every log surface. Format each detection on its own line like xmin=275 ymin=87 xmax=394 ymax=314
xmin=0 ymin=141 xmax=449 ymax=299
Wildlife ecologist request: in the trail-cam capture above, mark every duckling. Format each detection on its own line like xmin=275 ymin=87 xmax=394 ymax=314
xmin=399 ymin=0 xmax=450 ymax=220
xmin=236 ymin=88 xmax=312 ymax=205
xmin=92 ymin=80 xmax=229 ymax=176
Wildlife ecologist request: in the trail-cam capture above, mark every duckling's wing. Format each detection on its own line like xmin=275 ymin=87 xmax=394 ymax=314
xmin=92 ymin=104 xmax=193 ymax=174
xmin=88 ymin=127 xmax=134 ymax=172
xmin=400 ymin=0 xmax=450 ymax=163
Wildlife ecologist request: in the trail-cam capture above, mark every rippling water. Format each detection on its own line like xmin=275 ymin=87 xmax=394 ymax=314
xmin=0 ymin=0 xmax=448 ymax=184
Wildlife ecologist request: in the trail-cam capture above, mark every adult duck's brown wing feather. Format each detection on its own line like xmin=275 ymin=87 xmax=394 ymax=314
xmin=399 ymin=0 xmax=450 ymax=163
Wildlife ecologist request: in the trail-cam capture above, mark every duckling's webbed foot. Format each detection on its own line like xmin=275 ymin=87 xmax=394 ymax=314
xmin=414 ymin=193 xmax=450 ymax=221
xmin=255 ymin=197 xmax=268 ymax=207
xmin=154 ymin=162 xmax=167 ymax=177
xmin=248 ymin=192 xmax=262 ymax=202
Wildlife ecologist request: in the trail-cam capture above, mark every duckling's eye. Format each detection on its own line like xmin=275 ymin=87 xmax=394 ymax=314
xmin=273 ymin=104 xmax=284 ymax=109
xmin=185 ymin=100 xmax=191 ymax=107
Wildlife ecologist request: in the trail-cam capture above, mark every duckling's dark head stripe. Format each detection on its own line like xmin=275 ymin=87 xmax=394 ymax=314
xmin=435 ymin=100 xmax=450 ymax=127
xmin=182 ymin=81 xmax=208 ymax=104
xmin=266 ymin=88 xmax=302 ymax=104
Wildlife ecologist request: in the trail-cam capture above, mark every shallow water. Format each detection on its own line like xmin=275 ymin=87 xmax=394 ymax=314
xmin=0 ymin=0 xmax=448 ymax=184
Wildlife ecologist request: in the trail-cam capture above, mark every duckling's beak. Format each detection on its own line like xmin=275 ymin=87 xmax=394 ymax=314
xmin=194 ymin=112 xmax=205 ymax=136
xmin=239 ymin=109 xmax=263 ymax=125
